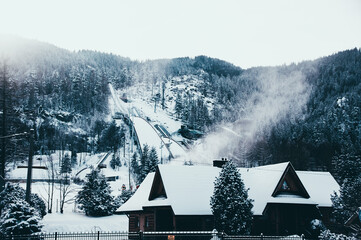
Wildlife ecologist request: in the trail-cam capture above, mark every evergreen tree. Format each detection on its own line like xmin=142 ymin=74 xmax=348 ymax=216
xmin=60 ymin=153 xmax=72 ymax=174
xmin=148 ymin=147 xmax=159 ymax=173
xmin=139 ymin=144 xmax=150 ymax=183
xmin=99 ymin=121 xmax=124 ymax=153
xmin=0 ymin=199 xmax=42 ymax=235
xmin=71 ymin=149 xmax=77 ymax=167
xmin=210 ymin=161 xmax=253 ymax=235
xmin=131 ymin=152 xmax=140 ymax=177
xmin=76 ymin=169 xmax=117 ymax=216
xmin=0 ymin=183 xmax=46 ymax=218
xmin=110 ymin=154 xmax=121 ymax=169
xmin=333 ymin=154 xmax=361 ymax=183
xmin=331 ymin=176 xmax=361 ymax=231
xmin=174 ymin=92 xmax=183 ymax=118
xmin=331 ymin=153 xmax=361 ymax=234
xmin=115 ymin=190 xmax=134 ymax=207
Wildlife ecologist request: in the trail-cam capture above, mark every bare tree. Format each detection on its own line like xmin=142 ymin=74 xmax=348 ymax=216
xmin=45 ymin=154 xmax=55 ymax=213
xmin=58 ymin=172 xmax=75 ymax=214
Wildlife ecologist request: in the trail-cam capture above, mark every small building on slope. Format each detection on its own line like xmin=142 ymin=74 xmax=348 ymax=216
xmin=116 ymin=162 xmax=339 ymax=235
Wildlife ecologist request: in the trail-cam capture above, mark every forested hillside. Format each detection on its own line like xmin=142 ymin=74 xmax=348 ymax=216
xmin=0 ymin=36 xmax=360 ymax=179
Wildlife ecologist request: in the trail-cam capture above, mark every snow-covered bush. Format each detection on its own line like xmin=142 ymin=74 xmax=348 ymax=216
xmin=210 ymin=161 xmax=253 ymax=235
xmin=0 ymin=183 xmax=46 ymax=218
xmin=308 ymin=219 xmax=326 ymax=239
xmin=115 ymin=190 xmax=133 ymax=207
xmin=319 ymin=230 xmax=356 ymax=240
xmin=76 ymin=169 xmax=118 ymax=216
xmin=0 ymin=199 xmax=42 ymax=235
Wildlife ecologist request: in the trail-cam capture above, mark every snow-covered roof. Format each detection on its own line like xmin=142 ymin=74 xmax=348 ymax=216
xmin=297 ymin=171 xmax=339 ymax=207
xmin=118 ymin=172 xmax=156 ymax=212
xmin=117 ymin=162 xmax=339 ymax=216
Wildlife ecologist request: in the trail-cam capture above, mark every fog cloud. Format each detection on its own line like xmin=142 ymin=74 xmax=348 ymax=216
xmin=189 ymin=67 xmax=311 ymax=165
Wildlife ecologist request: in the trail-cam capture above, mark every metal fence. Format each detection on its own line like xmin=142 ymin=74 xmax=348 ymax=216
xmin=0 ymin=231 xmax=307 ymax=240
xmin=222 ymin=234 xmax=306 ymax=240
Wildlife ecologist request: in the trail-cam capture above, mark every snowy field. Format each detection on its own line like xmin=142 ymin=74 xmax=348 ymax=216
xmin=10 ymin=150 xmax=132 ymax=233
xmin=18 ymin=179 xmax=129 ymax=233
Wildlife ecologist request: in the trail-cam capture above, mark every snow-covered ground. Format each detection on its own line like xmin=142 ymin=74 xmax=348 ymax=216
xmin=8 ymin=150 xmax=132 ymax=233
xmin=20 ymin=181 xmax=129 ymax=233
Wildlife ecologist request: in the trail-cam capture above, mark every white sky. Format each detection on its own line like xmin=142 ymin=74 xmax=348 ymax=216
xmin=0 ymin=0 xmax=360 ymax=68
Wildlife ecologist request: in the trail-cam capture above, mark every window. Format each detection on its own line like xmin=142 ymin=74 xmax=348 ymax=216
xmin=145 ymin=216 xmax=149 ymax=227
xmin=282 ymin=180 xmax=290 ymax=191
xmin=135 ymin=216 xmax=140 ymax=228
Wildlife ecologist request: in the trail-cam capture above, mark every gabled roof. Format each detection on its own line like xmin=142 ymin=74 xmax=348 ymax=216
xmin=271 ymin=162 xmax=310 ymax=198
xmin=117 ymin=162 xmax=340 ymax=216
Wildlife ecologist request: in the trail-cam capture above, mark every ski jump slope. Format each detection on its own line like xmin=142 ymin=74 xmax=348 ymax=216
xmin=109 ymin=84 xmax=186 ymax=161
xmin=132 ymin=116 xmax=172 ymax=162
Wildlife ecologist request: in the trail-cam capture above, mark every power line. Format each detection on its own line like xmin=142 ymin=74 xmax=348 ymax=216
xmin=0 ymin=132 xmax=28 ymax=139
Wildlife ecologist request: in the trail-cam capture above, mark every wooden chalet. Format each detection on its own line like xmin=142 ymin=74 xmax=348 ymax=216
xmin=116 ymin=162 xmax=339 ymax=235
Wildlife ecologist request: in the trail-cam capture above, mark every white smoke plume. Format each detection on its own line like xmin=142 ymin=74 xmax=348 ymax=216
xmin=189 ymin=67 xmax=312 ymax=166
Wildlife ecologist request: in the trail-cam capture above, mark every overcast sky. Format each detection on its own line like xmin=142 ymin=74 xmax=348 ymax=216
xmin=1 ymin=0 xmax=360 ymax=68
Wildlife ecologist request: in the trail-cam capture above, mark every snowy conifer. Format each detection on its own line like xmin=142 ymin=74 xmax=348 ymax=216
xmin=110 ymin=154 xmax=121 ymax=169
xmin=131 ymin=152 xmax=140 ymax=176
xmin=139 ymin=144 xmax=150 ymax=183
xmin=0 ymin=198 xmax=42 ymax=235
xmin=148 ymin=147 xmax=159 ymax=173
xmin=60 ymin=153 xmax=72 ymax=174
xmin=76 ymin=169 xmax=117 ymax=216
xmin=210 ymin=161 xmax=253 ymax=235
xmin=331 ymin=176 xmax=361 ymax=226
xmin=0 ymin=183 xmax=46 ymax=218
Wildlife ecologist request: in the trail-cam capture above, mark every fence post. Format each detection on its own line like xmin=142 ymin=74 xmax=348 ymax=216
xmin=301 ymin=234 xmax=305 ymax=240
xmin=97 ymin=231 xmax=100 ymax=240
xmin=212 ymin=229 xmax=218 ymax=239
xmin=260 ymin=233 xmax=264 ymax=240
xmin=55 ymin=232 xmax=57 ymax=240
xmin=139 ymin=230 xmax=143 ymax=240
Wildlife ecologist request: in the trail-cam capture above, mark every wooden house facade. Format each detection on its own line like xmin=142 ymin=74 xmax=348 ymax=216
xmin=117 ymin=162 xmax=339 ymax=235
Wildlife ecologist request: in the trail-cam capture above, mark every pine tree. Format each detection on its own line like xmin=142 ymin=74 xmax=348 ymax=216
xmin=76 ymin=169 xmax=117 ymax=216
xmin=331 ymin=176 xmax=361 ymax=229
xmin=131 ymin=152 xmax=140 ymax=178
xmin=110 ymin=154 xmax=121 ymax=169
xmin=210 ymin=161 xmax=253 ymax=235
xmin=0 ymin=198 xmax=42 ymax=235
xmin=148 ymin=147 xmax=159 ymax=173
xmin=60 ymin=153 xmax=72 ymax=174
xmin=115 ymin=190 xmax=134 ymax=207
xmin=174 ymin=92 xmax=183 ymax=118
xmin=0 ymin=183 xmax=46 ymax=218
xmin=71 ymin=149 xmax=77 ymax=167
xmin=139 ymin=145 xmax=150 ymax=183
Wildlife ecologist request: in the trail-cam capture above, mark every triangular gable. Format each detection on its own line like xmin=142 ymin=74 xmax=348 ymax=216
xmin=272 ymin=162 xmax=310 ymax=198
xmin=148 ymin=167 xmax=167 ymax=201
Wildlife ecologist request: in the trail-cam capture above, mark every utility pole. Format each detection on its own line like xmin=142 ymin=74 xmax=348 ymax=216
xmin=0 ymin=62 xmax=8 ymax=193
xmin=0 ymin=132 xmax=28 ymax=192
xmin=25 ymin=129 xmax=34 ymax=203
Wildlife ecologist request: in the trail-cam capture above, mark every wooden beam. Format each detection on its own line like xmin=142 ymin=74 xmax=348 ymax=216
xmin=18 ymin=166 xmax=48 ymax=170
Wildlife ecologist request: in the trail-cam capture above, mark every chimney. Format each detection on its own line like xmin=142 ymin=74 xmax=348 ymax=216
xmin=213 ymin=158 xmax=228 ymax=168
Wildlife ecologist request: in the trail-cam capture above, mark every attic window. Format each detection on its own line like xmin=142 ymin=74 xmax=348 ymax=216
xmin=282 ymin=180 xmax=290 ymax=191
